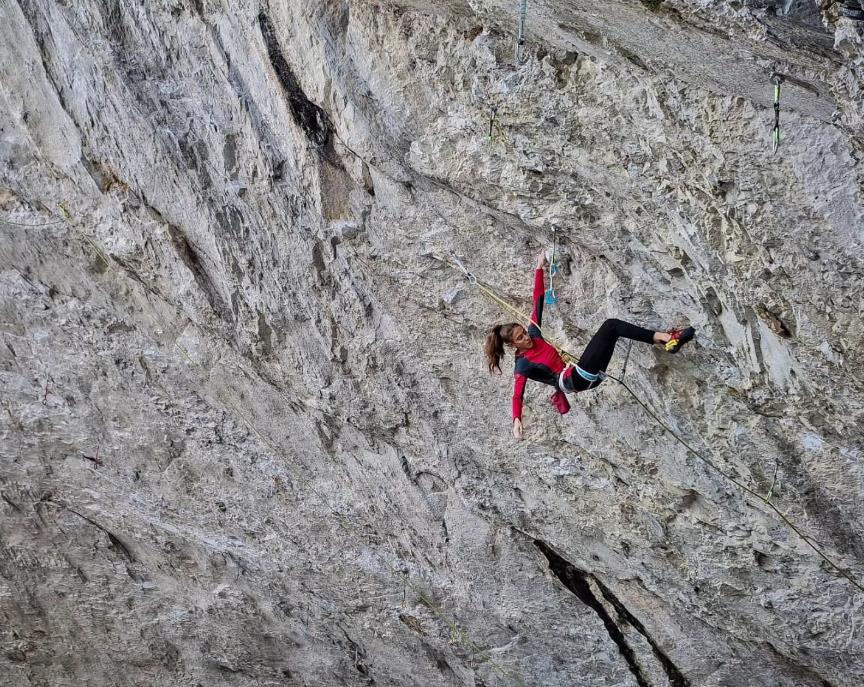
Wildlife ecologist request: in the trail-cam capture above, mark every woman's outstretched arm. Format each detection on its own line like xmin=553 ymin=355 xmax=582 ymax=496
xmin=529 ymin=250 xmax=548 ymax=336
xmin=512 ymin=373 xmax=527 ymax=440
xmin=512 ymin=373 xmax=527 ymax=422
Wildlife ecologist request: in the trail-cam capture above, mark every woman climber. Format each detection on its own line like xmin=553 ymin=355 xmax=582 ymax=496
xmin=484 ymin=251 xmax=695 ymax=440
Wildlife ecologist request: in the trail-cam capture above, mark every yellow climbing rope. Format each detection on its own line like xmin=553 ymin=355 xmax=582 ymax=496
xmin=451 ymin=255 xmax=577 ymax=365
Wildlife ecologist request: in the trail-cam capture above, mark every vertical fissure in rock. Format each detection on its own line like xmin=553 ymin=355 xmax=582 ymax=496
xmin=534 ymin=540 xmax=652 ymax=687
xmin=765 ymin=641 xmax=836 ymax=687
xmin=593 ymin=577 xmax=689 ymax=687
xmin=164 ymin=222 xmax=234 ymax=324
xmin=258 ymin=12 xmax=332 ymax=147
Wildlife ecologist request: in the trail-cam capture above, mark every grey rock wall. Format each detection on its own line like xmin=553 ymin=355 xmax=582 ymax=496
xmin=1 ymin=1 xmax=863 ymax=685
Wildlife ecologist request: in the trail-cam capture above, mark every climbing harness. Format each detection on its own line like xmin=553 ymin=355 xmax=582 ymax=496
xmin=575 ymin=365 xmax=602 ymax=383
xmin=558 ymin=363 xmax=606 ymax=394
xmin=771 ymin=73 xmax=783 ymax=154
xmin=545 ymin=227 xmax=559 ymax=305
xmin=558 ymin=363 xmax=602 ymax=385
xmin=451 ymin=256 xmax=864 ymax=593
xmin=515 ymin=0 xmax=528 ymax=64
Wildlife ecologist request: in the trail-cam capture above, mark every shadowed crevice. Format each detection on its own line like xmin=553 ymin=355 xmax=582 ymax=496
xmin=258 ymin=12 xmax=332 ymax=147
xmin=593 ymin=576 xmax=689 ymax=687
xmin=534 ymin=539 xmax=689 ymax=687
xmin=534 ymin=540 xmax=651 ymax=687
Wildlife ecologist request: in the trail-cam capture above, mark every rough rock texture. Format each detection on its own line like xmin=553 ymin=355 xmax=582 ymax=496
xmin=1 ymin=1 xmax=863 ymax=685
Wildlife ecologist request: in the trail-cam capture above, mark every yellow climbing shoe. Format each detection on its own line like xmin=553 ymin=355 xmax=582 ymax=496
xmin=665 ymin=326 xmax=695 ymax=353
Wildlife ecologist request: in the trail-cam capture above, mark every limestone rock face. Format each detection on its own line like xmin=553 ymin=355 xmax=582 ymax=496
xmin=1 ymin=1 xmax=863 ymax=685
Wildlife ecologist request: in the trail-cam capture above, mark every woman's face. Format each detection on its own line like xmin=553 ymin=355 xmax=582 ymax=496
xmin=510 ymin=325 xmax=533 ymax=351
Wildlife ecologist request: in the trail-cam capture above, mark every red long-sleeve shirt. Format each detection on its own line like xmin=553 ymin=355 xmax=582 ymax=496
xmin=512 ymin=269 xmax=566 ymax=420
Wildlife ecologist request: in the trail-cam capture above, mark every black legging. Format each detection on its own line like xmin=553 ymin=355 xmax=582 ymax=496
xmin=565 ymin=318 xmax=655 ymax=391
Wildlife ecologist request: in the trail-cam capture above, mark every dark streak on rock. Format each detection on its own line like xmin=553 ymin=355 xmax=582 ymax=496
xmin=535 ymin=539 xmax=690 ymax=687
xmin=53 ymin=500 xmax=136 ymax=564
xmin=400 ymin=456 xmax=412 ymax=478
xmin=165 ymin=223 xmax=234 ymax=323
xmin=338 ymin=625 xmax=373 ymax=681
xmin=594 ymin=577 xmax=689 ymax=687
xmin=616 ymin=46 xmax=650 ymax=72
xmin=108 ymin=254 xmax=162 ymax=299
xmin=258 ymin=12 xmax=332 ymax=148
xmin=1 ymin=492 xmax=22 ymax=512
xmin=534 ymin=540 xmax=651 ymax=687
xmin=765 ymin=641 xmax=836 ymax=687
xmin=637 ymin=0 xmax=687 ymax=23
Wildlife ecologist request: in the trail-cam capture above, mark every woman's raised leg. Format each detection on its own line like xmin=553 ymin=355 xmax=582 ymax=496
xmin=577 ymin=318 xmax=657 ymax=374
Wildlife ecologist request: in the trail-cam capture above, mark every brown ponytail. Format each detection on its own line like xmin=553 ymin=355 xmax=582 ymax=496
xmin=484 ymin=323 xmax=519 ymax=374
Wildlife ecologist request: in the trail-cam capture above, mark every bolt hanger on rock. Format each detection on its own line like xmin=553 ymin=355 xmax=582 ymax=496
xmin=488 ymin=105 xmax=502 ymax=141
xmin=545 ymin=227 xmax=559 ymax=305
xmin=771 ymin=73 xmax=784 ymax=154
xmin=515 ymin=0 xmax=528 ymax=64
